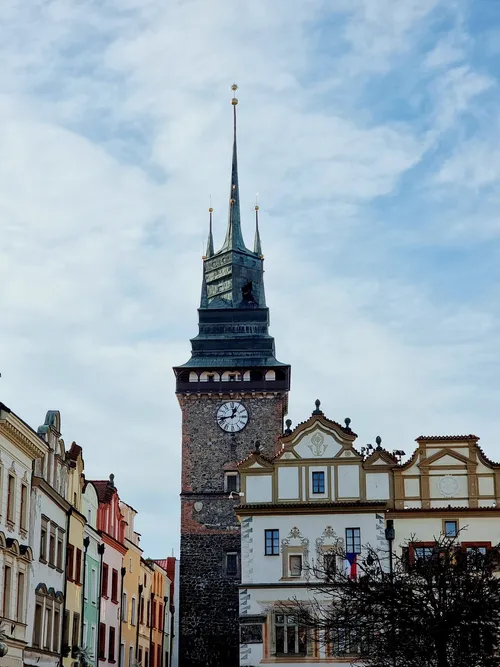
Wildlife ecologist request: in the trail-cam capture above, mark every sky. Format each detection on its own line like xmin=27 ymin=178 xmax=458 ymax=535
xmin=1 ymin=0 xmax=500 ymax=557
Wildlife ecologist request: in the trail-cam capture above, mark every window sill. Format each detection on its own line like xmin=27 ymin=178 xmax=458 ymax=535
xmin=108 ymin=660 xmax=116 ymax=664
xmin=39 ymin=557 xmax=47 ymax=564
xmin=102 ymin=595 xmax=109 ymax=600
xmin=56 ymin=567 xmax=64 ymax=574
xmin=111 ymin=598 xmax=118 ymax=605
xmin=264 ymin=553 xmax=279 ymax=557
xmin=48 ymin=563 xmax=56 ymax=570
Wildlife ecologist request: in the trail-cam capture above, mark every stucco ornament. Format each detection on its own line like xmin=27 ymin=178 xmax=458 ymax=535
xmin=438 ymin=475 xmax=460 ymax=498
xmin=308 ymin=432 xmax=327 ymax=457
xmin=281 ymin=527 xmax=310 ymax=560
xmin=194 ymin=502 xmax=203 ymax=512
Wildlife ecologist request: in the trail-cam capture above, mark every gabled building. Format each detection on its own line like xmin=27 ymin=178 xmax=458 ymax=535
xmin=120 ymin=500 xmax=143 ymax=667
xmin=26 ymin=410 xmax=70 ymax=667
xmin=90 ymin=475 xmax=126 ymax=667
xmin=235 ymin=402 xmax=392 ymax=666
xmin=82 ymin=480 xmax=102 ymax=666
xmin=137 ymin=558 xmax=154 ymax=667
xmin=62 ymin=442 xmax=87 ymax=666
xmin=389 ymin=434 xmax=500 ymax=561
xmin=0 ymin=402 xmax=46 ymax=667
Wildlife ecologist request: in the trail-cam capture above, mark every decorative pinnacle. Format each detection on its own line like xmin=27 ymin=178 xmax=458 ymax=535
xmin=231 ymin=83 xmax=238 ymax=105
xmin=375 ymin=435 xmax=382 ymax=450
xmin=344 ymin=417 xmax=351 ymax=429
xmin=206 ymin=203 xmax=214 ymax=258
xmin=312 ymin=399 xmax=323 ymax=415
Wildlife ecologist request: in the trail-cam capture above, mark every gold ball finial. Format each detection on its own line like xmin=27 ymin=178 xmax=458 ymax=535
xmin=255 ymin=205 xmax=259 ymax=211
xmin=209 ymin=207 xmax=213 ymax=213
xmin=231 ymin=82 xmax=238 ymax=105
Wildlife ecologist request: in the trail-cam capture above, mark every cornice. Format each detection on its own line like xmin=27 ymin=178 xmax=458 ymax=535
xmin=0 ymin=418 xmax=47 ymax=461
xmin=32 ymin=476 xmax=70 ymax=512
xmin=100 ymin=530 xmax=127 ymax=555
xmin=236 ymin=501 xmax=388 ymax=517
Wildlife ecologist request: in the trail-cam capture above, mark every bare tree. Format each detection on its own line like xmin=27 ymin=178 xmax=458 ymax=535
xmin=280 ymin=534 xmax=500 ymax=667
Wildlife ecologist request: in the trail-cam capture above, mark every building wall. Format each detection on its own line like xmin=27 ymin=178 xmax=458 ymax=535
xmin=179 ymin=393 xmax=286 ymax=667
xmin=0 ymin=406 xmax=47 ymax=667
xmin=100 ymin=537 xmax=124 ymax=667
xmin=82 ymin=482 xmax=101 ymax=667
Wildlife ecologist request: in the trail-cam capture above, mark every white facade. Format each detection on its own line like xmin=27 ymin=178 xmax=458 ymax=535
xmin=237 ymin=409 xmax=390 ymax=666
xmin=0 ymin=403 xmax=47 ymax=667
xmin=25 ymin=410 xmax=69 ymax=667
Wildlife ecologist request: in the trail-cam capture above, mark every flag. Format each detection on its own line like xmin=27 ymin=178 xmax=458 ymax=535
xmin=344 ymin=553 xmax=357 ymax=579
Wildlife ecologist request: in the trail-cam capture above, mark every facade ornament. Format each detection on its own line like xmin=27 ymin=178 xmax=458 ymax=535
xmin=438 ymin=475 xmax=459 ymax=498
xmin=308 ymin=432 xmax=327 ymax=457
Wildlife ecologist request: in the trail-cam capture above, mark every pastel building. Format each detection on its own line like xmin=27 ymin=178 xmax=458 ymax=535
xmin=120 ymin=501 xmax=143 ymax=667
xmin=138 ymin=558 xmax=154 ymax=667
xmin=91 ymin=475 xmax=126 ymax=667
xmin=82 ymin=481 xmax=102 ymax=666
xmin=26 ymin=411 xmax=69 ymax=667
xmin=0 ymin=403 xmax=46 ymax=667
xmin=236 ymin=404 xmax=391 ymax=666
xmin=63 ymin=443 xmax=86 ymax=666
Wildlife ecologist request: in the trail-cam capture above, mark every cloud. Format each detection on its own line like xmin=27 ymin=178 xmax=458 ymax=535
xmin=1 ymin=0 xmax=500 ymax=557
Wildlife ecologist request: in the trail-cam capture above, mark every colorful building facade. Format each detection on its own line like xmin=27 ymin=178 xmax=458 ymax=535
xmin=120 ymin=501 xmax=143 ymax=667
xmin=82 ymin=481 xmax=101 ymax=666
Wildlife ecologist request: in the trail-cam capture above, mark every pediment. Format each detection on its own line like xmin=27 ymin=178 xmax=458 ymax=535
xmin=238 ymin=453 xmax=274 ymax=471
xmin=365 ymin=450 xmax=397 ymax=467
xmin=421 ymin=448 xmax=472 ymax=467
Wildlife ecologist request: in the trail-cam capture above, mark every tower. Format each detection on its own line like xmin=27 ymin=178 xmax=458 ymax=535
xmin=174 ymin=86 xmax=291 ymax=667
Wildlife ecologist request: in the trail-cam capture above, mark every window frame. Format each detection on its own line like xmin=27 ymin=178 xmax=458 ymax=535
xmin=111 ymin=568 xmax=118 ymax=603
xmin=20 ymin=484 xmax=28 ymax=530
xmin=3 ymin=564 xmax=12 ymax=618
xmin=312 ymin=471 xmax=325 ymax=494
xmin=345 ymin=527 xmax=361 ymax=554
xmin=225 ymin=472 xmax=239 ymax=493
xmin=265 ymin=529 xmax=280 ymax=556
xmin=289 ymin=554 xmax=303 ymax=578
xmin=444 ymin=520 xmax=458 ymax=538
xmin=273 ymin=612 xmax=308 ymax=657
xmin=225 ymin=552 xmax=238 ymax=576
xmin=108 ymin=625 xmax=115 ymax=662
xmin=40 ymin=517 xmax=48 ymax=562
xmin=7 ymin=474 xmax=15 ymax=524
xmin=101 ymin=563 xmax=109 ymax=597
xmin=66 ymin=544 xmax=75 ymax=581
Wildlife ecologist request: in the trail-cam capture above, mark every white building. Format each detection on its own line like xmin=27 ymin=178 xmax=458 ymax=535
xmin=0 ymin=402 xmax=47 ymax=667
xmin=25 ymin=410 xmax=70 ymax=667
xmin=236 ymin=404 xmax=392 ymax=666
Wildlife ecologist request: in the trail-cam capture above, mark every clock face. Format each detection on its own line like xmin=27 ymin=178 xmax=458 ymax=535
xmin=216 ymin=401 xmax=249 ymax=433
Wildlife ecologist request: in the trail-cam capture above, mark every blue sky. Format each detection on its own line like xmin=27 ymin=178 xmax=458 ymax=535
xmin=1 ymin=0 xmax=500 ymax=556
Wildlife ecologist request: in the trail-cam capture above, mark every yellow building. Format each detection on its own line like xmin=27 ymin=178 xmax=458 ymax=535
xmin=62 ymin=442 xmax=86 ymax=665
xmin=137 ymin=558 xmax=154 ymax=667
xmin=120 ymin=501 xmax=143 ymax=667
xmin=151 ymin=563 xmax=169 ymax=667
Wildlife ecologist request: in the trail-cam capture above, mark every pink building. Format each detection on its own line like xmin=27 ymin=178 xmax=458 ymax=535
xmin=90 ymin=475 xmax=127 ymax=667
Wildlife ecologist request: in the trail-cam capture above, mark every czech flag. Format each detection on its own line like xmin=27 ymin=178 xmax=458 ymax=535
xmin=344 ymin=553 xmax=357 ymax=579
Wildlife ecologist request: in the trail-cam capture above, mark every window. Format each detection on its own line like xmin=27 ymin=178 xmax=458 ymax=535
xmin=76 ymin=548 xmax=82 ymax=584
xmin=289 ymin=555 xmax=302 ymax=577
xmin=111 ymin=568 xmax=118 ymax=602
xmin=151 ymin=643 xmax=155 ymax=667
xmin=312 ymin=471 xmax=325 ymax=494
xmin=265 ymin=529 xmax=280 ymax=555
xmin=108 ymin=626 xmax=115 ymax=662
xmin=16 ymin=572 xmax=25 ymax=622
xmin=72 ymin=612 xmax=80 ymax=649
xmin=54 ymin=608 xmax=61 ymax=652
xmin=152 ymin=600 xmax=157 ymax=628
xmin=129 ymin=645 xmax=134 ymax=667
xmin=49 ymin=526 xmax=56 ymax=566
xmin=63 ymin=610 xmax=70 ymax=647
xmin=156 ymin=644 xmax=161 ymax=667
xmin=44 ymin=605 xmax=54 ymax=650
xmin=274 ymin=614 xmax=307 ymax=656
xmin=445 ymin=520 xmax=458 ymax=537
xmin=82 ymin=621 xmax=88 ymax=648
xmin=91 ymin=568 xmax=97 ymax=604
xmin=57 ymin=534 xmax=64 ymax=570
xmin=120 ymin=643 xmax=125 ymax=667
xmin=33 ymin=604 xmax=43 ymax=647
xmin=140 ymin=596 xmax=144 ymax=625
xmin=131 ymin=597 xmax=137 ymax=625
xmin=147 ymin=600 xmax=151 ymax=627
xmin=122 ymin=593 xmax=128 ymax=622
xmin=91 ymin=625 xmax=97 ymax=659
xmin=99 ymin=623 xmax=106 ymax=659
xmin=346 ymin=528 xmax=361 ymax=554
xmin=225 ymin=473 xmax=238 ymax=493
xmin=138 ymin=647 xmax=143 ymax=665
xmin=40 ymin=519 xmax=48 ymax=561
xmin=226 ymin=552 xmax=238 ymax=576
xmin=20 ymin=485 xmax=28 ymax=529
xmin=324 ymin=553 xmax=336 ymax=579
xmin=67 ymin=544 xmax=74 ymax=580
xmin=3 ymin=565 xmax=12 ymax=618
xmin=129 ymin=558 xmax=132 ymax=573
xmin=463 ymin=542 xmax=491 ymax=555
xmin=145 ymin=651 xmax=149 ymax=667
xmin=7 ymin=475 xmax=15 ymax=523
xmin=102 ymin=563 xmax=109 ymax=597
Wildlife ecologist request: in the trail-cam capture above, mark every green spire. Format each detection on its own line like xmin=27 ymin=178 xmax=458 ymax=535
xmin=205 ymin=206 xmax=214 ymax=258
xmin=253 ymin=203 xmax=262 ymax=256
xmin=220 ymin=84 xmax=249 ymax=253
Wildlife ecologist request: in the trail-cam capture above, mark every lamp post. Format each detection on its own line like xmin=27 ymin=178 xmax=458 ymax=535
xmin=385 ymin=518 xmax=396 ymax=667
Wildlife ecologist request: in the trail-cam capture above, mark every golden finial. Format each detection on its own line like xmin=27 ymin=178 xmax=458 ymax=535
xmin=231 ymin=83 xmax=238 ymax=105
xmin=209 ymin=207 xmax=213 ymax=213
xmin=255 ymin=192 xmax=259 ymax=211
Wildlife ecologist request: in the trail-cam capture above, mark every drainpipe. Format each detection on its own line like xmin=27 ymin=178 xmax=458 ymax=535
xmin=60 ymin=507 xmax=72 ymax=666
xmin=160 ymin=596 xmax=167 ymax=667
xmin=135 ymin=584 xmax=143 ymax=662
xmin=80 ymin=536 xmax=90 ymax=650
xmin=118 ymin=566 xmax=126 ymax=667
xmin=148 ymin=592 xmax=154 ymax=667
xmin=96 ymin=543 xmax=106 ymax=662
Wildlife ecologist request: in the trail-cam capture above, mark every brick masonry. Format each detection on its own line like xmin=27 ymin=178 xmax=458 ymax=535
xmin=178 ymin=392 xmax=286 ymax=667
